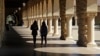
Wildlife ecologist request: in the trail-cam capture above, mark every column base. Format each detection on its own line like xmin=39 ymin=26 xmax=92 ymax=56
xmin=53 ymin=33 xmax=59 ymax=36
xmin=77 ymin=40 xmax=87 ymax=47
xmin=22 ymin=25 xmax=27 ymax=28
xmin=66 ymin=36 xmax=73 ymax=40
xmin=87 ymin=42 xmax=97 ymax=47
xmin=37 ymin=31 xmax=41 ymax=37
xmin=48 ymin=31 xmax=53 ymax=34
xmin=65 ymin=37 xmax=76 ymax=43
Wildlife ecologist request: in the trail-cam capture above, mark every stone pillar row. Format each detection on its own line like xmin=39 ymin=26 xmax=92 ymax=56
xmin=22 ymin=0 xmax=60 ymax=36
xmin=21 ymin=0 xmax=98 ymax=47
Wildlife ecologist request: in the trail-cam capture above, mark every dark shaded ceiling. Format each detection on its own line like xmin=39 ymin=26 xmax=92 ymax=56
xmin=5 ymin=0 xmax=28 ymax=8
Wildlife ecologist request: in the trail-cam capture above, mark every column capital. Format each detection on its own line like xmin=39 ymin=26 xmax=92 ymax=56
xmin=87 ymin=12 xmax=97 ymax=18
xmin=65 ymin=14 xmax=74 ymax=18
xmin=65 ymin=14 xmax=74 ymax=21
xmin=37 ymin=17 xmax=41 ymax=20
xmin=38 ymin=17 xmax=43 ymax=20
xmin=53 ymin=16 xmax=60 ymax=19
xmin=43 ymin=17 xmax=47 ymax=20
xmin=47 ymin=16 xmax=52 ymax=19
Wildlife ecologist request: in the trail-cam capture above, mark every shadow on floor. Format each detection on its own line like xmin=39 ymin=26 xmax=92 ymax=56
xmin=1 ymin=26 xmax=33 ymax=56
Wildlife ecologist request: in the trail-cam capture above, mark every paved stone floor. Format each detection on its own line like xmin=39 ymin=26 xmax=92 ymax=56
xmin=1 ymin=26 xmax=100 ymax=56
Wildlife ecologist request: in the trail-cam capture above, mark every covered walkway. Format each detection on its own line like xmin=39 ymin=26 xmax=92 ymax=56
xmin=1 ymin=26 xmax=100 ymax=56
xmin=0 ymin=0 xmax=99 ymax=56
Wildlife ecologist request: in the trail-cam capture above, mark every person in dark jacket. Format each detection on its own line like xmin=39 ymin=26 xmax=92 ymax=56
xmin=30 ymin=21 xmax=38 ymax=45
xmin=40 ymin=21 xmax=48 ymax=45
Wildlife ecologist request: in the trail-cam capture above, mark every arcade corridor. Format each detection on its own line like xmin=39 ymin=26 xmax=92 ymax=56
xmin=0 ymin=0 xmax=100 ymax=56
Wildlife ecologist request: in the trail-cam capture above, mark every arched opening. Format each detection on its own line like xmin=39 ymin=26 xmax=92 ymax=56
xmin=6 ymin=14 xmax=15 ymax=26
xmin=14 ymin=13 xmax=24 ymax=26
xmin=72 ymin=17 xmax=75 ymax=26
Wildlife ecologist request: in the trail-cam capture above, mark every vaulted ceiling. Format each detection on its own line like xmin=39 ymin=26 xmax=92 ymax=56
xmin=5 ymin=0 xmax=29 ymax=16
xmin=5 ymin=0 xmax=28 ymax=8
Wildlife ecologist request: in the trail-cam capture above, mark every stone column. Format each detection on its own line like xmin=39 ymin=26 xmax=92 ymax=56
xmin=23 ymin=3 xmax=27 ymax=27
xmin=59 ymin=0 xmax=74 ymax=40
xmin=76 ymin=0 xmax=88 ymax=46
xmin=37 ymin=19 xmax=40 ymax=36
xmin=48 ymin=18 xmax=53 ymax=34
xmin=30 ymin=0 xmax=33 ymax=26
xmin=28 ymin=1 xmax=31 ymax=27
xmin=87 ymin=0 xmax=97 ymax=47
xmin=0 ymin=0 xmax=4 ymax=47
xmin=31 ymin=0 xmax=34 ymax=25
xmin=87 ymin=13 xmax=97 ymax=47
xmin=53 ymin=18 xmax=59 ymax=36
xmin=66 ymin=16 xmax=73 ymax=39
xmin=66 ymin=0 xmax=74 ymax=39
xmin=22 ymin=5 xmax=25 ymax=26
xmin=40 ymin=19 xmax=43 ymax=26
xmin=59 ymin=0 xmax=67 ymax=40
xmin=25 ymin=19 xmax=28 ymax=27
xmin=38 ymin=19 xmax=40 ymax=30
xmin=25 ymin=3 xmax=30 ymax=28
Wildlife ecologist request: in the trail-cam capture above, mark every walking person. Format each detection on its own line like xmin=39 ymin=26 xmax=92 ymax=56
xmin=30 ymin=21 xmax=38 ymax=45
xmin=40 ymin=21 xmax=48 ymax=45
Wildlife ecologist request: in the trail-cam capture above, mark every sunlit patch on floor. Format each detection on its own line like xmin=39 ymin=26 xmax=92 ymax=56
xmin=26 ymin=40 xmax=76 ymax=44
xmin=34 ymin=47 xmax=100 ymax=54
